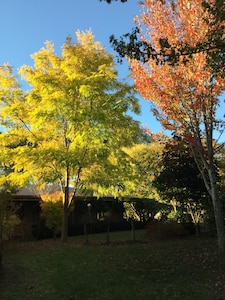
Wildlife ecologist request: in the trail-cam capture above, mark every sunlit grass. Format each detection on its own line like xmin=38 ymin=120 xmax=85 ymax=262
xmin=1 ymin=230 xmax=225 ymax=300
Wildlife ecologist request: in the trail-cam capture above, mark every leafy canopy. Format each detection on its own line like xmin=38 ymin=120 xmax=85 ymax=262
xmin=110 ymin=0 xmax=225 ymax=76
xmin=0 ymin=30 xmax=142 ymax=197
xmin=128 ymin=0 xmax=225 ymax=144
xmin=124 ymin=142 xmax=164 ymax=199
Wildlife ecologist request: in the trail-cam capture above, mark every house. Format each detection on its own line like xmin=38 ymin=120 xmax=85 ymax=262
xmin=68 ymin=196 xmax=128 ymax=236
xmin=10 ymin=187 xmax=152 ymax=240
xmin=11 ymin=188 xmax=41 ymax=239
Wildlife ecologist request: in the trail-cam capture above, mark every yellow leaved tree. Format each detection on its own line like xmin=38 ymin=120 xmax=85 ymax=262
xmin=0 ymin=31 xmax=142 ymax=242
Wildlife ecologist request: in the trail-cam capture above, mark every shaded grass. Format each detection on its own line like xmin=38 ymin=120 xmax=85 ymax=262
xmin=1 ymin=230 xmax=225 ymax=300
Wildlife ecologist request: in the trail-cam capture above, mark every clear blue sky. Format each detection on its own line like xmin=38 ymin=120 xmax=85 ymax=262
xmin=0 ymin=0 xmax=162 ymax=133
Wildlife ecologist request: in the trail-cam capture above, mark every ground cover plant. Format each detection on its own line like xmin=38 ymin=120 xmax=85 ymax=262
xmin=0 ymin=230 xmax=225 ymax=300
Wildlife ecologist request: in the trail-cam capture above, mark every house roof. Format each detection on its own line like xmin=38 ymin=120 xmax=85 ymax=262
xmin=11 ymin=186 xmax=145 ymax=203
xmin=12 ymin=187 xmax=41 ymax=202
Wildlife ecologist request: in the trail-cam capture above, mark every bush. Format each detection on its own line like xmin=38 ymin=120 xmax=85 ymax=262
xmin=41 ymin=200 xmax=63 ymax=238
xmin=146 ymin=220 xmax=188 ymax=240
xmin=0 ymin=191 xmax=21 ymax=240
xmin=2 ymin=214 xmax=21 ymax=240
xmin=40 ymin=192 xmax=65 ymax=238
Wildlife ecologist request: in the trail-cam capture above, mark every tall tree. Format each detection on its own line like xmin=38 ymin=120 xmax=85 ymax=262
xmin=127 ymin=0 xmax=225 ymax=252
xmin=0 ymin=31 xmax=141 ymax=242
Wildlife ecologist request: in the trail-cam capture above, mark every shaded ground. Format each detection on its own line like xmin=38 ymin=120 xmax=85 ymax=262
xmin=0 ymin=231 xmax=225 ymax=300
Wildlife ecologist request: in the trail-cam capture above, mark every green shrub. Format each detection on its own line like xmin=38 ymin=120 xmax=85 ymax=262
xmin=0 ymin=191 xmax=21 ymax=240
xmin=41 ymin=200 xmax=63 ymax=238
xmin=2 ymin=214 xmax=21 ymax=240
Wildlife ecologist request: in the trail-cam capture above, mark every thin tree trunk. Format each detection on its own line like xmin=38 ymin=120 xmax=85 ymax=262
xmin=0 ymin=233 xmax=2 ymax=269
xmin=106 ymin=222 xmax=110 ymax=244
xmin=84 ymin=223 xmax=88 ymax=245
xmin=131 ymin=219 xmax=136 ymax=242
xmin=61 ymin=168 xmax=70 ymax=243
xmin=190 ymin=136 xmax=225 ymax=253
xmin=211 ymin=176 xmax=225 ymax=253
xmin=194 ymin=224 xmax=200 ymax=237
xmin=61 ymin=204 xmax=69 ymax=242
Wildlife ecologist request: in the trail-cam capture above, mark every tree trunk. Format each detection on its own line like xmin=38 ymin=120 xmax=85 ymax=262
xmin=0 ymin=233 xmax=2 ymax=269
xmin=191 ymin=138 xmax=225 ymax=253
xmin=194 ymin=224 xmax=200 ymax=237
xmin=211 ymin=177 xmax=225 ymax=253
xmin=61 ymin=204 xmax=69 ymax=242
xmin=83 ymin=223 xmax=88 ymax=245
xmin=106 ymin=222 xmax=110 ymax=244
xmin=61 ymin=168 xmax=70 ymax=243
xmin=205 ymin=157 xmax=225 ymax=253
xmin=131 ymin=219 xmax=136 ymax=242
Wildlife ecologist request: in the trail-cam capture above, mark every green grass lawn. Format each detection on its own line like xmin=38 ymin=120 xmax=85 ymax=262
xmin=0 ymin=230 xmax=225 ymax=300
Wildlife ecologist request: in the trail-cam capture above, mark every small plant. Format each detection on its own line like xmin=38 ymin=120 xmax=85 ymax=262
xmin=0 ymin=191 xmax=21 ymax=240
xmin=41 ymin=192 xmax=64 ymax=239
xmin=0 ymin=189 xmax=21 ymax=268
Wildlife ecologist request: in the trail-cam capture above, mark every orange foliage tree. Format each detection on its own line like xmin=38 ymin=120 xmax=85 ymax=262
xmin=129 ymin=0 xmax=225 ymax=252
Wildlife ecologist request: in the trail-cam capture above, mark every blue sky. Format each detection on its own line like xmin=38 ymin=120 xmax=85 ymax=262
xmin=0 ymin=0 xmax=162 ymax=133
